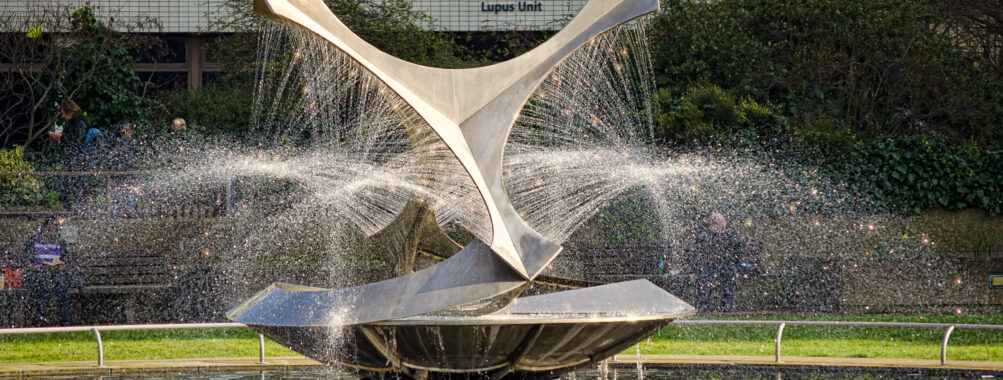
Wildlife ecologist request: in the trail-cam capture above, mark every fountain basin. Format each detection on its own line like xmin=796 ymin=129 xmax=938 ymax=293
xmin=234 ymin=280 xmax=694 ymax=379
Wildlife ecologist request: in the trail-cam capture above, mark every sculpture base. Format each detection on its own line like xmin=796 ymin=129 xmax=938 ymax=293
xmin=233 ymin=280 xmax=695 ymax=379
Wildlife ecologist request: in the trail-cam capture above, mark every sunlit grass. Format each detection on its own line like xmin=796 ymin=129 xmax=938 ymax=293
xmin=0 ymin=328 xmax=298 ymax=364
xmin=2 ymin=315 xmax=1001 ymax=364
xmin=625 ymin=314 xmax=1003 ymax=362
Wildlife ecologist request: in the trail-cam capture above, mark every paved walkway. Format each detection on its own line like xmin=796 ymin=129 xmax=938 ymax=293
xmin=0 ymin=356 xmax=321 ymax=378
xmin=610 ymin=354 xmax=1003 ymax=372
xmin=2 ymin=355 xmax=1001 ymax=378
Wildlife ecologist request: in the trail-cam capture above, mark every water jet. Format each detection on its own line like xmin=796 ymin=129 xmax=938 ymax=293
xmin=227 ymin=0 xmax=695 ymax=377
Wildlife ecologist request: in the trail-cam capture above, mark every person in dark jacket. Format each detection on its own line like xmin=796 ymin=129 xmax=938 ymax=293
xmin=108 ymin=121 xmax=137 ymax=218
xmin=49 ymin=100 xmax=89 ymax=211
xmin=22 ymin=215 xmax=75 ymax=326
xmin=686 ymin=212 xmax=749 ymax=313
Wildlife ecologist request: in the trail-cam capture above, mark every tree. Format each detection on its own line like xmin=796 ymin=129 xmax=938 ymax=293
xmin=212 ymin=0 xmax=478 ymax=71
xmin=0 ymin=4 xmax=160 ymax=147
xmin=938 ymin=0 xmax=1003 ymax=73
xmin=649 ymin=0 xmax=1003 ymax=146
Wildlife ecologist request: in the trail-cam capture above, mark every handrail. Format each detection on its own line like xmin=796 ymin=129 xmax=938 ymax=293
xmin=671 ymin=320 xmax=1003 ymax=366
xmin=1 ymin=320 xmax=1000 ymax=368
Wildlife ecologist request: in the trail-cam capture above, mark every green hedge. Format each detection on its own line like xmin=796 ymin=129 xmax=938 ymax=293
xmin=0 ymin=146 xmax=58 ymax=207
xmin=648 ymin=0 xmax=1003 ymax=147
xmin=846 ymin=136 xmax=1003 ymax=215
xmin=44 ymin=8 xmax=145 ymax=130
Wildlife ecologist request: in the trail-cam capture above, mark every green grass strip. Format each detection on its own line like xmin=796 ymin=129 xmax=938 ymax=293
xmin=2 ymin=315 xmax=1001 ymax=364
xmin=627 ymin=314 xmax=1003 ymax=361
xmin=0 ymin=328 xmax=297 ymax=364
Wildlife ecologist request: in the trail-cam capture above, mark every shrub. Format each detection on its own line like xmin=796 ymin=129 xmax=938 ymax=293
xmin=43 ymin=7 xmax=145 ymax=130
xmin=846 ymin=136 xmax=1003 ymax=215
xmin=648 ymin=0 xmax=1003 ymax=147
xmin=791 ymin=118 xmax=856 ymax=159
xmin=0 ymin=146 xmax=56 ymax=207
xmin=165 ymin=81 xmax=254 ymax=136
xmin=653 ymin=85 xmax=784 ymax=145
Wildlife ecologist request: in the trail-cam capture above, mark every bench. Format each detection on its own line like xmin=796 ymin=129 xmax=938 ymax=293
xmin=74 ymin=250 xmax=174 ymax=323
xmin=0 ymin=287 xmax=29 ymax=327
xmin=0 ymin=250 xmax=173 ymax=326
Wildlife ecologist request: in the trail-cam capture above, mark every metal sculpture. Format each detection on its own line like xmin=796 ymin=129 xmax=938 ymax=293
xmin=228 ymin=0 xmax=695 ymax=377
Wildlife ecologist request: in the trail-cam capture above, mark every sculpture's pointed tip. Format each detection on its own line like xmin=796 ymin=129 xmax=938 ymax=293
xmin=492 ymin=245 xmax=531 ymax=279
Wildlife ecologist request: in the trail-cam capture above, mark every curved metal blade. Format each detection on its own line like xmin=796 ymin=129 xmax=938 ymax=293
xmin=228 ymin=238 xmax=526 ymax=326
xmin=252 ymin=0 xmax=659 ymax=280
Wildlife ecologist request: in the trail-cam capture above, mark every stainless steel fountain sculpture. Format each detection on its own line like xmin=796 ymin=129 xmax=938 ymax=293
xmin=227 ymin=0 xmax=695 ymax=377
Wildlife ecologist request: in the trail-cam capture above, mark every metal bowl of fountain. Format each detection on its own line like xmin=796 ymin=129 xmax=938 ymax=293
xmin=234 ymin=279 xmax=693 ymax=379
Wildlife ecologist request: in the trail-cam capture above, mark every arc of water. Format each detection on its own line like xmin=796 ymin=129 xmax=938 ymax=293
xmin=253 ymin=0 xmax=658 ymax=280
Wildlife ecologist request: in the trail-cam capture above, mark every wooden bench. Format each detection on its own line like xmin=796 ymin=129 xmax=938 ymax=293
xmin=0 ymin=250 xmax=173 ymax=326
xmin=73 ymin=250 xmax=174 ymax=323
xmin=0 ymin=287 xmax=29 ymax=327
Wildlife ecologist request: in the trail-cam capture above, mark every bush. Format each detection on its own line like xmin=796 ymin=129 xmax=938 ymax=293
xmin=653 ymin=85 xmax=784 ymax=145
xmin=43 ymin=7 xmax=145 ymax=130
xmin=0 ymin=146 xmax=57 ymax=207
xmin=165 ymin=82 xmax=254 ymax=135
xmin=846 ymin=136 xmax=1003 ymax=215
xmin=791 ymin=118 xmax=857 ymax=159
xmin=649 ymin=0 xmax=1003 ymax=147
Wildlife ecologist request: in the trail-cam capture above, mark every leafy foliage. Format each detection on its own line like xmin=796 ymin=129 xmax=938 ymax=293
xmin=648 ymin=0 xmax=1003 ymax=146
xmin=0 ymin=146 xmax=56 ymax=207
xmin=164 ymin=82 xmax=254 ymax=135
xmin=1 ymin=5 xmax=159 ymax=147
xmin=846 ymin=136 xmax=1003 ymax=215
xmin=790 ymin=118 xmax=857 ymax=160
xmin=47 ymin=8 xmax=146 ymax=130
xmin=652 ymin=85 xmax=785 ymax=145
xmin=571 ymin=190 xmax=664 ymax=244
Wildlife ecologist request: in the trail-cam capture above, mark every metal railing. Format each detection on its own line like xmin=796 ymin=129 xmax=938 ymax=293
xmin=1 ymin=320 xmax=1002 ymax=367
xmin=0 ymin=322 xmax=260 ymax=366
xmin=671 ymin=319 xmax=1003 ymax=366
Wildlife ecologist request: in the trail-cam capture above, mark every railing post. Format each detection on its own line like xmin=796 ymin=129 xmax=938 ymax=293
xmin=259 ymin=333 xmax=266 ymax=364
xmin=106 ymin=173 xmax=113 ymax=218
xmin=92 ymin=327 xmax=104 ymax=367
xmin=941 ymin=325 xmax=955 ymax=366
xmin=226 ymin=177 xmax=235 ymax=217
xmin=775 ymin=322 xmax=786 ymax=363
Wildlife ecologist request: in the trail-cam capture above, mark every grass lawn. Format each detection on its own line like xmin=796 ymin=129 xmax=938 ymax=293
xmin=631 ymin=314 xmax=1003 ymax=362
xmin=0 ymin=328 xmax=298 ymax=364
xmin=1 ymin=315 xmax=1001 ymax=364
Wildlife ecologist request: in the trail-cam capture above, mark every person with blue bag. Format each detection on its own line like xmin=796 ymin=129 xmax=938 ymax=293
xmin=49 ymin=100 xmax=89 ymax=211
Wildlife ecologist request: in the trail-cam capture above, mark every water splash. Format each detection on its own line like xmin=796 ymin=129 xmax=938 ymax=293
xmin=129 ymin=14 xmax=961 ymax=320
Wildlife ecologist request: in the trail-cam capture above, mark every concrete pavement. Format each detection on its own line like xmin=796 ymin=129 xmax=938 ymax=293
xmin=2 ymin=355 xmax=1002 ymax=378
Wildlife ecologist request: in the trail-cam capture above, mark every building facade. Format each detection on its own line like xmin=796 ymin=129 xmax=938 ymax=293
xmin=1 ymin=0 xmax=586 ymax=90
xmin=410 ymin=0 xmax=587 ymax=31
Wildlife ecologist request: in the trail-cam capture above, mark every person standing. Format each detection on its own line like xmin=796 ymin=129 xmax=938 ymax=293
xmin=21 ymin=216 xmax=75 ymax=326
xmin=108 ymin=121 xmax=137 ymax=218
xmin=49 ymin=100 xmax=89 ymax=211
xmin=687 ymin=212 xmax=746 ymax=313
